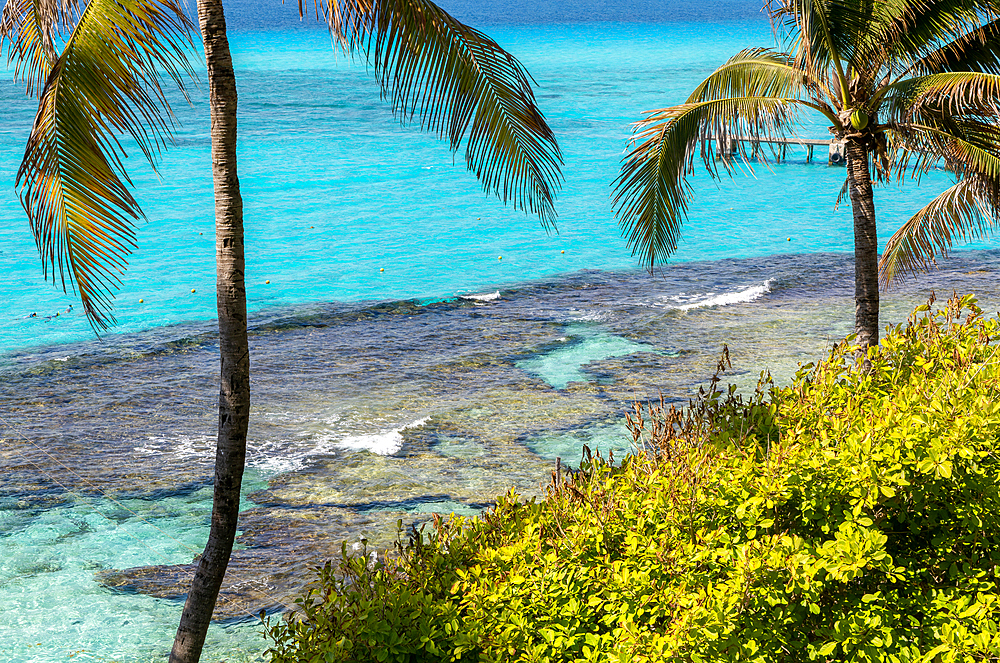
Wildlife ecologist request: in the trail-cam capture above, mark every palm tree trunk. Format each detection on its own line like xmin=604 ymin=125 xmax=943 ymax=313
xmin=846 ymin=138 xmax=879 ymax=351
xmin=169 ymin=0 xmax=250 ymax=661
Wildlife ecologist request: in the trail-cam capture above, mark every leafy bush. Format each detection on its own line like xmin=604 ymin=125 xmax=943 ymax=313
xmin=265 ymin=294 xmax=1000 ymax=662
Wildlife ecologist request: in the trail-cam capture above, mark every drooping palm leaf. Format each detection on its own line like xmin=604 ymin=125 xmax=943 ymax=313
xmin=882 ymin=71 xmax=1000 ymax=120
xmin=880 ymin=176 xmax=1000 ymax=285
xmin=685 ymin=48 xmax=839 ymax=123
xmin=876 ymin=66 xmax=1000 ymax=285
xmin=880 ymin=71 xmax=1000 ymax=178
xmin=887 ymin=118 xmax=1000 ymax=183
xmin=686 ymin=49 xmax=812 ymax=101
xmin=613 ymin=95 xmax=801 ymax=267
xmin=16 ymin=0 xmax=194 ymax=329
xmin=314 ymin=0 xmax=563 ymax=226
xmin=0 ymin=0 xmax=58 ymax=95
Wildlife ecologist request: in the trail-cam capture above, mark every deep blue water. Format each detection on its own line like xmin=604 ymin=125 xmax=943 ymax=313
xmin=210 ymin=0 xmax=768 ymax=29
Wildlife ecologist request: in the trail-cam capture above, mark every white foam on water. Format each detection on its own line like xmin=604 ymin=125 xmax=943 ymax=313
xmin=134 ymin=431 xmax=333 ymax=477
xmin=460 ymin=290 xmax=501 ymax=302
xmin=133 ymin=434 xmax=214 ymax=462
xmin=667 ymin=279 xmax=773 ymax=311
xmin=132 ymin=413 xmax=434 ymax=477
xmin=246 ymin=437 xmax=336 ymax=476
xmin=568 ymin=308 xmax=614 ymax=323
xmin=337 ymin=417 xmax=429 ymax=456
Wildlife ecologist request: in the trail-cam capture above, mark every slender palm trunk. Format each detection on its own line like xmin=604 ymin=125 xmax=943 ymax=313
xmin=846 ymin=138 xmax=879 ymax=351
xmin=169 ymin=0 xmax=249 ymax=661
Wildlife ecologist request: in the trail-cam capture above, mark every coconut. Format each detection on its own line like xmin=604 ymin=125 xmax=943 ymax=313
xmin=851 ymin=109 xmax=869 ymax=130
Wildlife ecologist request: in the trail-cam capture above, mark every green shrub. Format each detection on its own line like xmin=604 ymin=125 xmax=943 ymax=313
xmin=264 ymin=294 xmax=1000 ymax=662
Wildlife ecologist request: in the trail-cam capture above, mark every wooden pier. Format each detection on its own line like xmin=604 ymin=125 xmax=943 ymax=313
xmin=716 ymin=135 xmax=845 ymax=165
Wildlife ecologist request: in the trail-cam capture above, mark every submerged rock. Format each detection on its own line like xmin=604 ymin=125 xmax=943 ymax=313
xmin=16 ymin=257 xmax=985 ymax=623
xmin=98 ymin=505 xmax=418 ymax=620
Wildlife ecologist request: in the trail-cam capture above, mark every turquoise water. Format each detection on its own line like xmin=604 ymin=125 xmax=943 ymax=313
xmin=0 ymin=471 xmax=269 ymax=662
xmin=2 ymin=18 xmax=999 ymax=663
xmin=1 ymin=21 xmax=974 ymax=362
xmin=516 ymin=324 xmax=655 ymax=389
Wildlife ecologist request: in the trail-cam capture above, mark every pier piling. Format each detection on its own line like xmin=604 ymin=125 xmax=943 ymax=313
xmin=713 ymin=136 xmax=844 ymax=166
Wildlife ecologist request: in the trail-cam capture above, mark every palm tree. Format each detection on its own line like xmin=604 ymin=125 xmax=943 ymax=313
xmin=1 ymin=0 xmax=562 ymax=661
xmin=612 ymin=0 xmax=1000 ymax=350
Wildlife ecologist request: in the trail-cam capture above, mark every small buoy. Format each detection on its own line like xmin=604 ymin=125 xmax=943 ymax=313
xmin=477 ymin=217 xmax=481 ymax=220
xmin=265 ymin=280 xmax=270 ymax=284
xmin=787 ymin=237 xmax=792 ymax=241
xmin=561 ymin=250 xmax=565 ymax=254
xmin=498 ymin=256 xmax=502 ymax=261
xmin=380 ymin=268 xmax=384 ymax=272
xmin=191 ymin=289 xmax=196 ymax=293
xmin=309 ymin=226 xmax=314 ymax=229
xmin=139 ymin=298 xmax=144 ymax=303
xmin=199 ymin=232 xmax=203 ymax=235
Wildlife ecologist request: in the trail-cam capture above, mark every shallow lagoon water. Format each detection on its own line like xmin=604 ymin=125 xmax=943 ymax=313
xmin=5 ymin=252 xmax=1000 ymax=661
xmin=2 ymin=18 xmax=1000 ymax=663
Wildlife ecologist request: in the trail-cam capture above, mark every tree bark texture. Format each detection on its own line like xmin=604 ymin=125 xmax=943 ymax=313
xmin=846 ymin=138 xmax=880 ymax=351
xmin=169 ymin=0 xmax=249 ymax=661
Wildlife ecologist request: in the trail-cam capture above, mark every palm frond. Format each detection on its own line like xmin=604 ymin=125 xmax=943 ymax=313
xmin=880 ymin=72 xmax=1000 ymax=179
xmin=612 ymin=96 xmax=800 ymax=268
xmin=863 ymin=0 xmax=1000 ymax=75
xmin=17 ymin=0 xmax=194 ymax=329
xmin=907 ymin=17 xmax=1000 ymax=76
xmin=880 ymin=175 xmax=1000 ymax=285
xmin=769 ymin=0 xmax=867 ymax=101
xmin=317 ymin=0 xmax=563 ymax=226
xmin=882 ymin=71 xmax=1000 ymax=122
xmin=1 ymin=0 xmax=55 ymax=95
xmin=833 ymin=175 xmax=849 ymax=210
xmin=887 ymin=118 xmax=1000 ymax=184
xmin=686 ymin=48 xmax=816 ymax=102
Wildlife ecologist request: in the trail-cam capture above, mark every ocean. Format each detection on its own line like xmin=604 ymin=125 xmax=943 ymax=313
xmin=2 ymin=4 xmax=999 ymax=661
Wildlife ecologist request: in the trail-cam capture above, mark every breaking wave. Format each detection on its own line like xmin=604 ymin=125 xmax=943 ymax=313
xmin=337 ymin=417 xmax=430 ymax=456
xmin=669 ymin=280 xmax=774 ymax=311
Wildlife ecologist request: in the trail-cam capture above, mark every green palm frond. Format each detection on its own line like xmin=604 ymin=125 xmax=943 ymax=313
xmin=770 ymin=0 xmax=865 ymax=100
xmin=686 ymin=49 xmax=840 ymax=123
xmin=887 ymin=118 xmax=1000 ymax=183
xmin=612 ymin=96 xmax=799 ymax=267
xmin=906 ymin=17 xmax=1000 ymax=76
xmin=880 ymin=176 xmax=1000 ymax=286
xmin=882 ymin=71 xmax=1000 ymax=120
xmin=1 ymin=0 xmax=56 ymax=95
xmin=864 ymin=0 xmax=1000 ymax=73
xmin=17 ymin=0 xmax=194 ymax=329
xmin=317 ymin=0 xmax=563 ymax=226
xmin=686 ymin=48 xmax=816 ymax=102
xmin=881 ymin=72 xmax=1000 ymax=178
